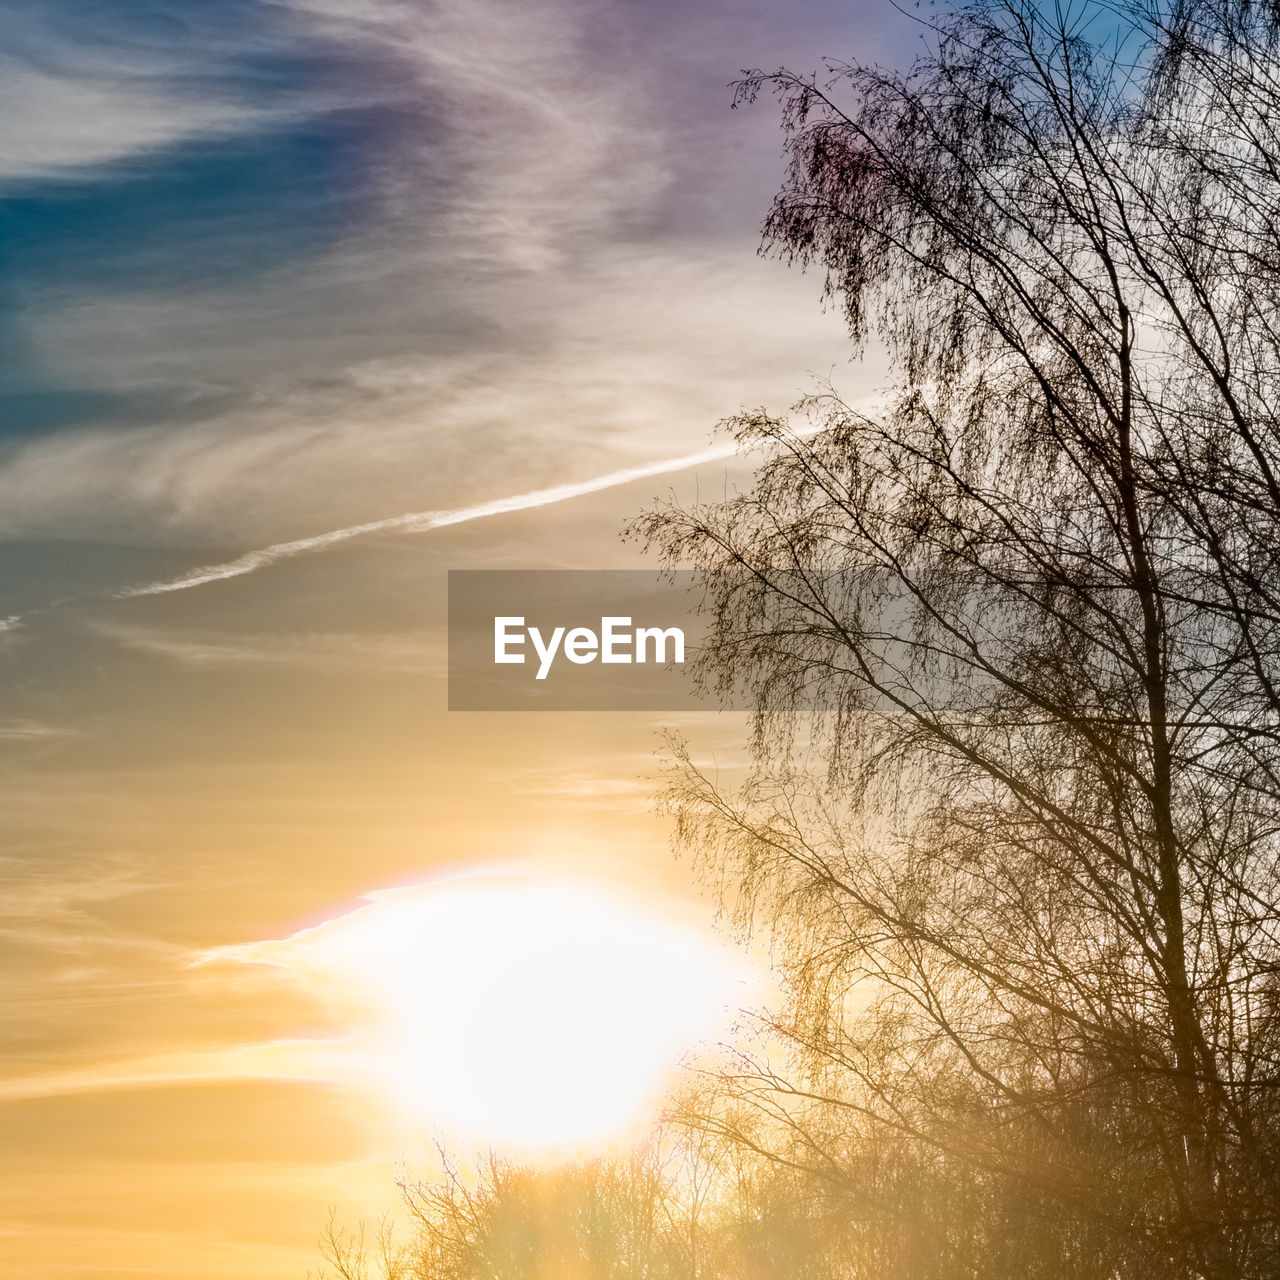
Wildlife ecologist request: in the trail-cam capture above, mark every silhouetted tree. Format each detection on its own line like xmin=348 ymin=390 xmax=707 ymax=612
xmin=634 ymin=2 xmax=1280 ymax=1277
xmin=311 ymin=1129 xmax=842 ymax=1280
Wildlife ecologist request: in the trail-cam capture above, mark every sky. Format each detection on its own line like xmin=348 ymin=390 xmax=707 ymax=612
xmin=0 ymin=2 xmax=907 ymax=1275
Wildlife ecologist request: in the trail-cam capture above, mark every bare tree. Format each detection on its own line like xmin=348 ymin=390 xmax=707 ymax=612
xmin=309 ymin=1127 xmax=842 ymax=1280
xmin=399 ymin=1145 xmax=696 ymax=1280
xmin=634 ymin=2 xmax=1280 ymax=1277
xmin=313 ymin=1211 xmax=415 ymax=1280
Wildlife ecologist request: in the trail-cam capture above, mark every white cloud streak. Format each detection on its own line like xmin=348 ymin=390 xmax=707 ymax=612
xmin=95 ymin=624 xmax=442 ymax=673
xmin=119 ymin=431 xmax=809 ymax=597
xmin=0 ymin=1039 xmax=363 ymax=1102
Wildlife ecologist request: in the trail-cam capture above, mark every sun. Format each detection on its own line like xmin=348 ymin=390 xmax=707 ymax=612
xmin=214 ymin=871 xmax=755 ymax=1152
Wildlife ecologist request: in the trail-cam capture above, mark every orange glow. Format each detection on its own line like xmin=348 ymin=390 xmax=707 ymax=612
xmin=206 ymin=872 xmax=756 ymax=1152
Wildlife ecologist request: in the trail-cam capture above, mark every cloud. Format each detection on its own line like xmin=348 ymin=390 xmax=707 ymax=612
xmin=0 ymin=852 xmax=152 ymax=922
xmin=284 ymin=0 xmax=669 ymax=270
xmin=0 ymin=394 xmax=842 ymax=636
xmin=0 ymin=2 xmax=338 ymax=183
xmin=117 ymin=419 xmax=831 ymax=596
xmin=0 ymin=1039 xmax=363 ymax=1102
xmin=0 ymin=65 xmax=264 ymax=180
xmin=95 ymin=623 xmax=442 ymax=673
xmin=117 ymin=435 xmax=753 ymax=595
xmin=0 ymin=719 xmax=79 ymax=743
xmin=0 ymin=248 xmax=853 ymax=553
xmin=0 ymin=0 xmax=857 ymax=553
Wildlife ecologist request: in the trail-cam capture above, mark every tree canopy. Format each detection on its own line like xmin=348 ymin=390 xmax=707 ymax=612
xmin=636 ymin=2 xmax=1280 ymax=1277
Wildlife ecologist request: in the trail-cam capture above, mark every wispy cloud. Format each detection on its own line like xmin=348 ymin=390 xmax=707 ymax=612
xmin=0 ymin=2 xmax=352 ymax=183
xmin=0 ymin=65 xmax=263 ymax=181
xmin=0 ymin=1039 xmax=363 ymax=1102
xmin=95 ymin=624 xmax=442 ymax=673
xmin=0 ymin=419 xmax=830 ymax=640
xmin=0 ymin=719 xmax=80 ymax=743
xmin=286 ymin=0 xmax=668 ymax=271
xmin=0 ymin=0 xmax=855 ymax=553
xmin=118 ymin=431 xmax=805 ymax=596
xmin=0 ymin=255 xmax=850 ymax=547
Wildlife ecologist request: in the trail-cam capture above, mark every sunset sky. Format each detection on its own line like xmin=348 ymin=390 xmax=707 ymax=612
xmin=0 ymin=2 xmax=904 ymax=1274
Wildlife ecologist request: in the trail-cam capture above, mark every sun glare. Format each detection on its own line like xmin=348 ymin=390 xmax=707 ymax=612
xmin=216 ymin=872 xmax=755 ymax=1152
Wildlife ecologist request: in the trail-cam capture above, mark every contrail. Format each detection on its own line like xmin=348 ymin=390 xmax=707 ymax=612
xmin=120 ymin=431 xmax=811 ymax=598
